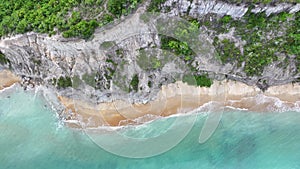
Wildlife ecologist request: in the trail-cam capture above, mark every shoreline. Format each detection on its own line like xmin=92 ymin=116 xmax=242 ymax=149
xmin=59 ymin=80 xmax=300 ymax=128
xmin=0 ymin=70 xmax=20 ymax=90
xmin=0 ymin=70 xmax=299 ymax=128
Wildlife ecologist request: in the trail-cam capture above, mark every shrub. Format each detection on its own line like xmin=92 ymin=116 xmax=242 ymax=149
xmin=129 ymin=74 xmax=139 ymax=92
xmin=57 ymin=76 xmax=72 ymax=88
xmin=0 ymin=52 xmax=10 ymax=65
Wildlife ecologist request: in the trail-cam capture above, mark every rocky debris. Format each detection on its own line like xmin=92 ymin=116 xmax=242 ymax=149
xmin=20 ymin=76 xmax=35 ymax=90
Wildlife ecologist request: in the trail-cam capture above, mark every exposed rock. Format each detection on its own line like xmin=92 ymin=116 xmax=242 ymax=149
xmin=163 ymin=0 xmax=300 ymax=18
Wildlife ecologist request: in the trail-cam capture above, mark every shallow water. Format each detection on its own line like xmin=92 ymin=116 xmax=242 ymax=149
xmin=1 ymin=87 xmax=300 ymax=169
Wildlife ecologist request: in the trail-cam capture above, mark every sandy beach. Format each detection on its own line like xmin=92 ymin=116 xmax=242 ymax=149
xmin=0 ymin=70 xmax=20 ymax=90
xmin=1 ymin=69 xmax=299 ymax=128
xmin=59 ymin=80 xmax=300 ymax=128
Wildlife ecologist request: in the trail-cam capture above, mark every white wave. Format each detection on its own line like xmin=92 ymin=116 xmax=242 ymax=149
xmin=225 ymin=106 xmax=248 ymax=111
xmin=0 ymin=83 xmax=20 ymax=94
xmin=227 ymin=94 xmax=300 ymax=113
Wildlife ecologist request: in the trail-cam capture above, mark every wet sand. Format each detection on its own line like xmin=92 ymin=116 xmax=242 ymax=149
xmin=59 ymin=80 xmax=300 ymax=128
xmin=0 ymin=70 xmax=20 ymax=90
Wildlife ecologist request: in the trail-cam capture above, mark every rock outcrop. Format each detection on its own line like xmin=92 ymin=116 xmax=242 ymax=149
xmin=164 ymin=0 xmax=300 ymax=18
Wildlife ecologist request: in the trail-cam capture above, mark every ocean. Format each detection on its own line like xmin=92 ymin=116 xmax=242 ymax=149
xmin=1 ymin=86 xmax=300 ymax=169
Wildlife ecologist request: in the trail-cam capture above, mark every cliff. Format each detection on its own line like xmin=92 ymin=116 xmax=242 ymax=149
xmin=0 ymin=0 xmax=299 ymax=126
xmin=163 ymin=0 xmax=300 ymax=17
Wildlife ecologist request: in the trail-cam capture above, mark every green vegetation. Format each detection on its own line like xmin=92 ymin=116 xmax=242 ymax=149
xmin=160 ymin=35 xmax=213 ymax=87
xmin=147 ymin=0 xmax=168 ymax=12
xmin=183 ymin=74 xmax=213 ymax=87
xmin=71 ymin=75 xmax=81 ymax=89
xmin=129 ymin=74 xmax=139 ymax=92
xmin=32 ymin=58 xmax=42 ymax=66
xmin=161 ymin=36 xmax=194 ymax=62
xmin=1 ymin=0 xmax=78 ymax=37
xmin=285 ymin=12 xmax=300 ymax=71
xmin=137 ymin=50 xmax=164 ymax=70
xmin=100 ymin=41 xmax=116 ymax=50
xmin=0 ymin=52 xmax=10 ymax=65
xmin=213 ymin=38 xmax=243 ymax=66
xmin=0 ymin=0 xmax=141 ymax=39
xmin=111 ymin=60 xmax=130 ymax=92
xmin=82 ymin=73 xmax=96 ymax=87
xmin=148 ymin=80 xmax=152 ymax=88
xmin=211 ymin=10 xmax=300 ymax=76
xmin=62 ymin=18 xmax=98 ymax=39
xmin=159 ymin=18 xmax=200 ymax=64
xmin=115 ymin=49 xmax=125 ymax=58
xmin=159 ymin=18 xmax=213 ymax=87
xmin=105 ymin=59 xmax=117 ymax=85
xmin=107 ymin=0 xmax=141 ymax=18
xmin=153 ymin=59 xmax=162 ymax=69
xmin=194 ymin=75 xmax=213 ymax=87
xmin=105 ymin=52 xmax=118 ymax=76
xmin=53 ymin=76 xmax=72 ymax=88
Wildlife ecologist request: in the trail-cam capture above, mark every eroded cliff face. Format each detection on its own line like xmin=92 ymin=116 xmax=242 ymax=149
xmin=0 ymin=13 xmax=163 ymax=103
xmin=163 ymin=0 xmax=300 ymax=17
xmin=0 ymin=1 xmax=299 ymax=102
xmin=162 ymin=0 xmax=300 ymax=89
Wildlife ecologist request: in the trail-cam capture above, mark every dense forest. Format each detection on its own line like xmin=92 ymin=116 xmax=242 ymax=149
xmin=0 ymin=0 xmax=140 ymax=39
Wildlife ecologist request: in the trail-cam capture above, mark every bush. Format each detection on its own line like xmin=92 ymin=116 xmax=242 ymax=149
xmin=147 ymin=0 xmax=167 ymax=12
xmin=183 ymin=74 xmax=213 ymax=87
xmin=62 ymin=20 xmax=98 ymax=39
xmin=160 ymin=36 xmax=195 ymax=63
xmin=213 ymin=10 xmax=299 ymax=76
xmin=0 ymin=52 xmax=10 ymax=65
xmin=56 ymin=76 xmax=72 ymax=88
xmin=107 ymin=0 xmax=140 ymax=18
xmin=129 ymin=74 xmax=139 ymax=92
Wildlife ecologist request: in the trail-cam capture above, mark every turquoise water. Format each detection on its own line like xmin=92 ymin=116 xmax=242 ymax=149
xmin=1 ymin=87 xmax=300 ymax=169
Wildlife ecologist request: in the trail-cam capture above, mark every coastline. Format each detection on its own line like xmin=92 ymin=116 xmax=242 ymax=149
xmin=1 ymin=69 xmax=299 ymax=128
xmin=59 ymin=80 xmax=300 ymax=128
